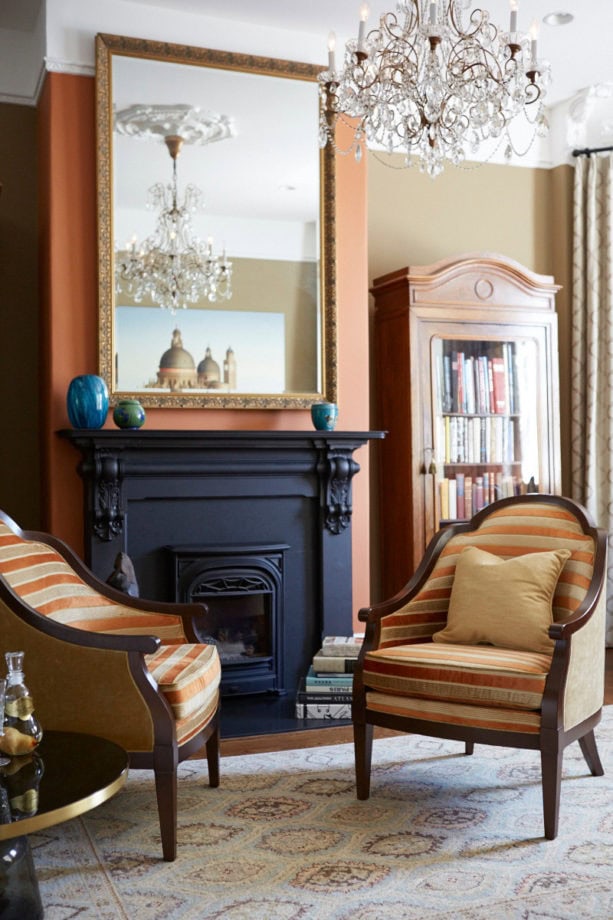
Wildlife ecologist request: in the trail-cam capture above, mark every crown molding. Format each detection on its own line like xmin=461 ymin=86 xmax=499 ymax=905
xmin=0 ymin=56 xmax=95 ymax=106
xmin=45 ymin=56 xmax=95 ymax=78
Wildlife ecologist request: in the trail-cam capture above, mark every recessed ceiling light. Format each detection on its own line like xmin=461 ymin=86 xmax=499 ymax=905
xmin=543 ymin=11 xmax=574 ymax=26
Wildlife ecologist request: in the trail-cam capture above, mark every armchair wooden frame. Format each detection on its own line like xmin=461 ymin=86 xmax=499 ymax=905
xmin=0 ymin=512 xmax=220 ymax=861
xmin=353 ymin=494 xmax=607 ymax=840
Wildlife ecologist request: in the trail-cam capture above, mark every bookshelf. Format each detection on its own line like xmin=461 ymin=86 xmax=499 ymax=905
xmin=372 ymin=253 xmax=561 ymax=598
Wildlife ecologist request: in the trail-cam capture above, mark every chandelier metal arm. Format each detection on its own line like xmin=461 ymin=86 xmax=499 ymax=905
xmin=318 ymin=0 xmax=550 ymax=176
xmin=115 ymin=131 xmax=232 ymax=312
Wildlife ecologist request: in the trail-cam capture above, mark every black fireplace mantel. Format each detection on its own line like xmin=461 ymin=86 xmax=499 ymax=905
xmin=60 ymin=429 xmax=384 ymax=696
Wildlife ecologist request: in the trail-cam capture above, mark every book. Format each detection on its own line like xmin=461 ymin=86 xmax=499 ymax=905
xmin=298 ymin=684 xmax=352 ymax=703
xmin=456 ymin=351 xmax=465 ymax=413
xmin=474 ymin=475 xmax=484 ymax=512
xmin=451 ymin=351 xmax=459 ymax=412
xmin=439 ymin=477 xmax=450 ymax=520
xmin=312 ymin=653 xmax=358 ymax=673
xmin=442 ymin=353 xmax=452 ymax=412
xmin=503 ymin=342 xmax=514 ymax=414
xmin=491 ymin=356 xmax=506 ymax=413
xmin=448 ymin=478 xmax=457 ymax=521
xmin=295 ymin=701 xmax=352 ymax=719
xmin=477 ymin=355 xmax=488 ymax=414
xmin=320 ymin=636 xmax=363 ymax=657
xmin=487 ymin=359 xmax=495 ymax=413
xmin=305 ymin=668 xmax=353 ymax=692
xmin=464 ymin=355 xmax=475 ymax=414
xmin=464 ymin=475 xmax=473 ymax=519
xmin=455 ymin=473 xmax=465 ymax=519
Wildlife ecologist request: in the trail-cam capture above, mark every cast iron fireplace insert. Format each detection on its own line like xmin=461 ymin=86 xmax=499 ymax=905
xmin=167 ymin=543 xmax=288 ymax=696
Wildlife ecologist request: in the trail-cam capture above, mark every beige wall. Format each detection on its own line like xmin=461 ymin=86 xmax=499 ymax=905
xmin=0 ymin=102 xmax=40 ymax=528
xmin=368 ymin=157 xmax=555 ymax=279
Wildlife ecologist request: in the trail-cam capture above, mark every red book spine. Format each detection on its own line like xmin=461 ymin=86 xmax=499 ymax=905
xmin=491 ymin=356 xmax=506 ymax=413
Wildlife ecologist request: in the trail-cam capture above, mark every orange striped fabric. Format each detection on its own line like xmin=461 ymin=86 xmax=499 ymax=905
xmin=379 ymin=502 xmax=595 ymax=650
xmin=365 ymin=692 xmax=542 ymax=733
xmin=0 ymin=522 xmax=186 ymax=641
xmin=145 ymin=644 xmax=221 ymax=728
xmin=175 ymin=693 xmax=220 ymax=746
xmin=363 ymin=643 xmax=551 ymax=710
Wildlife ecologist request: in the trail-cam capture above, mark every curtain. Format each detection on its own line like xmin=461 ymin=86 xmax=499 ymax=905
xmin=571 ymin=152 xmax=613 ymax=646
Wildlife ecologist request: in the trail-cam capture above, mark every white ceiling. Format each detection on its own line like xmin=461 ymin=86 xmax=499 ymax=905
xmin=123 ymin=0 xmax=613 ymax=108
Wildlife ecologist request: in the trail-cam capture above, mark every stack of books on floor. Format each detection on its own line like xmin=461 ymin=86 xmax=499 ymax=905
xmin=295 ymin=635 xmax=363 ymax=720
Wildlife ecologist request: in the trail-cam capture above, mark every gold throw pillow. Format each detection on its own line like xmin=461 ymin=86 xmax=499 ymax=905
xmin=432 ymin=546 xmax=571 ymax=653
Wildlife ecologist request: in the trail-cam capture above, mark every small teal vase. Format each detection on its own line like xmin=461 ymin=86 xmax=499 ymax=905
xmin=113 ymin=399 xmax=146 ymax=430
xmin=67 ymin=375 xmax=109 ymax=429
xmin=311 ymin=402 xmax=338 ymax=431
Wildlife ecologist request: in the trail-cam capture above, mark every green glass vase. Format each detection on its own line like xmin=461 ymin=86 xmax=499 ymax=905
xmin=113 ymin=399 xmax=146 ymax=429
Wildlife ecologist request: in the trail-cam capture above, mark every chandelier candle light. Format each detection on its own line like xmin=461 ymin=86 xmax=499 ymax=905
xmin=319 ymin=0 xmax=551 ymax=176
xmin=116 ymin=133 xmax=232 ymax=313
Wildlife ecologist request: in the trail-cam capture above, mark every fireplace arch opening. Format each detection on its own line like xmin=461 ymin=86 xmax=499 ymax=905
xmin=167 ymin=543 xmax=288 ymax=696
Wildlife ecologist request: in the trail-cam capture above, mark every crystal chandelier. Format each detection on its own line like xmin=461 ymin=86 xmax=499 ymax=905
xmin=319 ymin=0 xmax=551 ymax=177
xmin=116 ymin=133 xmax=232 ymax=312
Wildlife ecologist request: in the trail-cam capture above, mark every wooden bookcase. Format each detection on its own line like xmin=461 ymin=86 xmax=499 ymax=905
xmin=372 ymin=253 xmax=561 ymax=598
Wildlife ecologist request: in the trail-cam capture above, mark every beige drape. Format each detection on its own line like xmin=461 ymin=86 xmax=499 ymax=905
xmin=571 ymin=152 xmax=613 ymax=646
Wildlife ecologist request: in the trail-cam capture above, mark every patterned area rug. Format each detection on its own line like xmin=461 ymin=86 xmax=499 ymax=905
xmin=34 ymin=709 xmax=613 ymax=919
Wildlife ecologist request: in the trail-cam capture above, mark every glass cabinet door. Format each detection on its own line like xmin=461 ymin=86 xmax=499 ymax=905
xmin=431 ymin=335 xmax=541 ymax=523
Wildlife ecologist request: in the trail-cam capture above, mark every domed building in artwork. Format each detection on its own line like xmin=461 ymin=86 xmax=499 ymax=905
xmin=197 ymin=347 xmax=221 ymax=388
xmin=197 ymin=345 xmax=237 ymax=389
xmin=156 ymin=328 xmax=197 ymax=392
xmin=153 ymin=328 xmax=237 ymax=391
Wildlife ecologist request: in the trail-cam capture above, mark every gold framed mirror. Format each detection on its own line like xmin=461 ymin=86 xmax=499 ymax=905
xmin=96 ymin=33 xmax=336 ymax=409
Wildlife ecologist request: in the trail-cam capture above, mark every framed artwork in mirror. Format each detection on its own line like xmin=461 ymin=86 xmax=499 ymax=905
xmin=96 ymin=33 xmax=337 ymax=408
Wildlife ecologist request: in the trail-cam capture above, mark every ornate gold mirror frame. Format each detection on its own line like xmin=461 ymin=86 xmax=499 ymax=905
xmin=96 ymin=33 xmax=337 ymax=408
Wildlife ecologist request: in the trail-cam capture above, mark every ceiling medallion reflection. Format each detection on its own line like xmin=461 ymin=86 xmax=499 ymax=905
xmin=114 ymin=104 xmax=236 ymax=312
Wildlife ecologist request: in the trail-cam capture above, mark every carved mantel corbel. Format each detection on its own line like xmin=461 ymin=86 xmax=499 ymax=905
xmin=87 ymin=449 xmax=124 ymax=542
xmin=318 ymin=446 xmax=361 ymax=535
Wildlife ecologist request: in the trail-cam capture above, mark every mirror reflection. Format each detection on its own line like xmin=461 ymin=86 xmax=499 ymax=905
xmin=96 ymin=35 xmax=337 ymax=408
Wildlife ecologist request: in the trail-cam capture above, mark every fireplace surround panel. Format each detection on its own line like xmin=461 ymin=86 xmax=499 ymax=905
xmin=60 ymin=430 xmax=384 ymax=697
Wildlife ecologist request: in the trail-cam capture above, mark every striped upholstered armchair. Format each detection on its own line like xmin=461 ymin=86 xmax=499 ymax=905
xmin=0 ymin=510 xmax=221 ymax=861
xmin=354 ymin=494 xmax=607 ymax=838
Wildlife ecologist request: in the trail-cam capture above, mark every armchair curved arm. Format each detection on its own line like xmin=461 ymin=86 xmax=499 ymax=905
xmin=358 ymin=524 xmax=462 ymax=651
xmin=548 ymin=526 xmax=608 ymax=640
xmin=0 ymin=577 xmax=160 ymax=654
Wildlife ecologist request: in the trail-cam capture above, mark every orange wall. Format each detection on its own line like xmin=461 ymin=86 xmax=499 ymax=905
xmin=39 ymin=72 xmax=372 ymax=624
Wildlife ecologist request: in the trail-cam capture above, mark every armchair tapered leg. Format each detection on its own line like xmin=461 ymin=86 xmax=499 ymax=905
xmin=465 ymin=742 xmax=474 ymax=755
xmin=578 ymin=730 xmax=604 ymax=776
xmin=354 ymin=721 xmax=374 ymax=800
xmin=206 ymin=721 xmax=220 ymax=788
xmin=154 ymin=768 xmax=178 ymax=861
xmin=541 ymin=747 xmax=563 ymax=840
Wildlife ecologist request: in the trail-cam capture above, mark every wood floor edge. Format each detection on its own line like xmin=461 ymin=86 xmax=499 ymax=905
xmin=219 ymin=725 xmax=398 ymax=757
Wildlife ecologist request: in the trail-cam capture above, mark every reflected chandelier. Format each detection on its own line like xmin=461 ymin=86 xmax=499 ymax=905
xmin=319 ymin=0 xmax=551 ymax=176
xmin=116 ymin=133 xmax=232 ymax=313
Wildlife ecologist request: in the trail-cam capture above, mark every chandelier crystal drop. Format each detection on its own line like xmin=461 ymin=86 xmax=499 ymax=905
xmin=319 ymin=0 xmax=551 ymax=177
xmin=115 ymin=134 xmax=232 ymax=313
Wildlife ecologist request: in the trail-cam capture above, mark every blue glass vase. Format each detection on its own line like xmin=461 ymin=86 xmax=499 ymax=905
xmin=311 ymin=402 xmax=338 ymax=431
xmin=66 ymin=375 xmax=109 ymax=429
